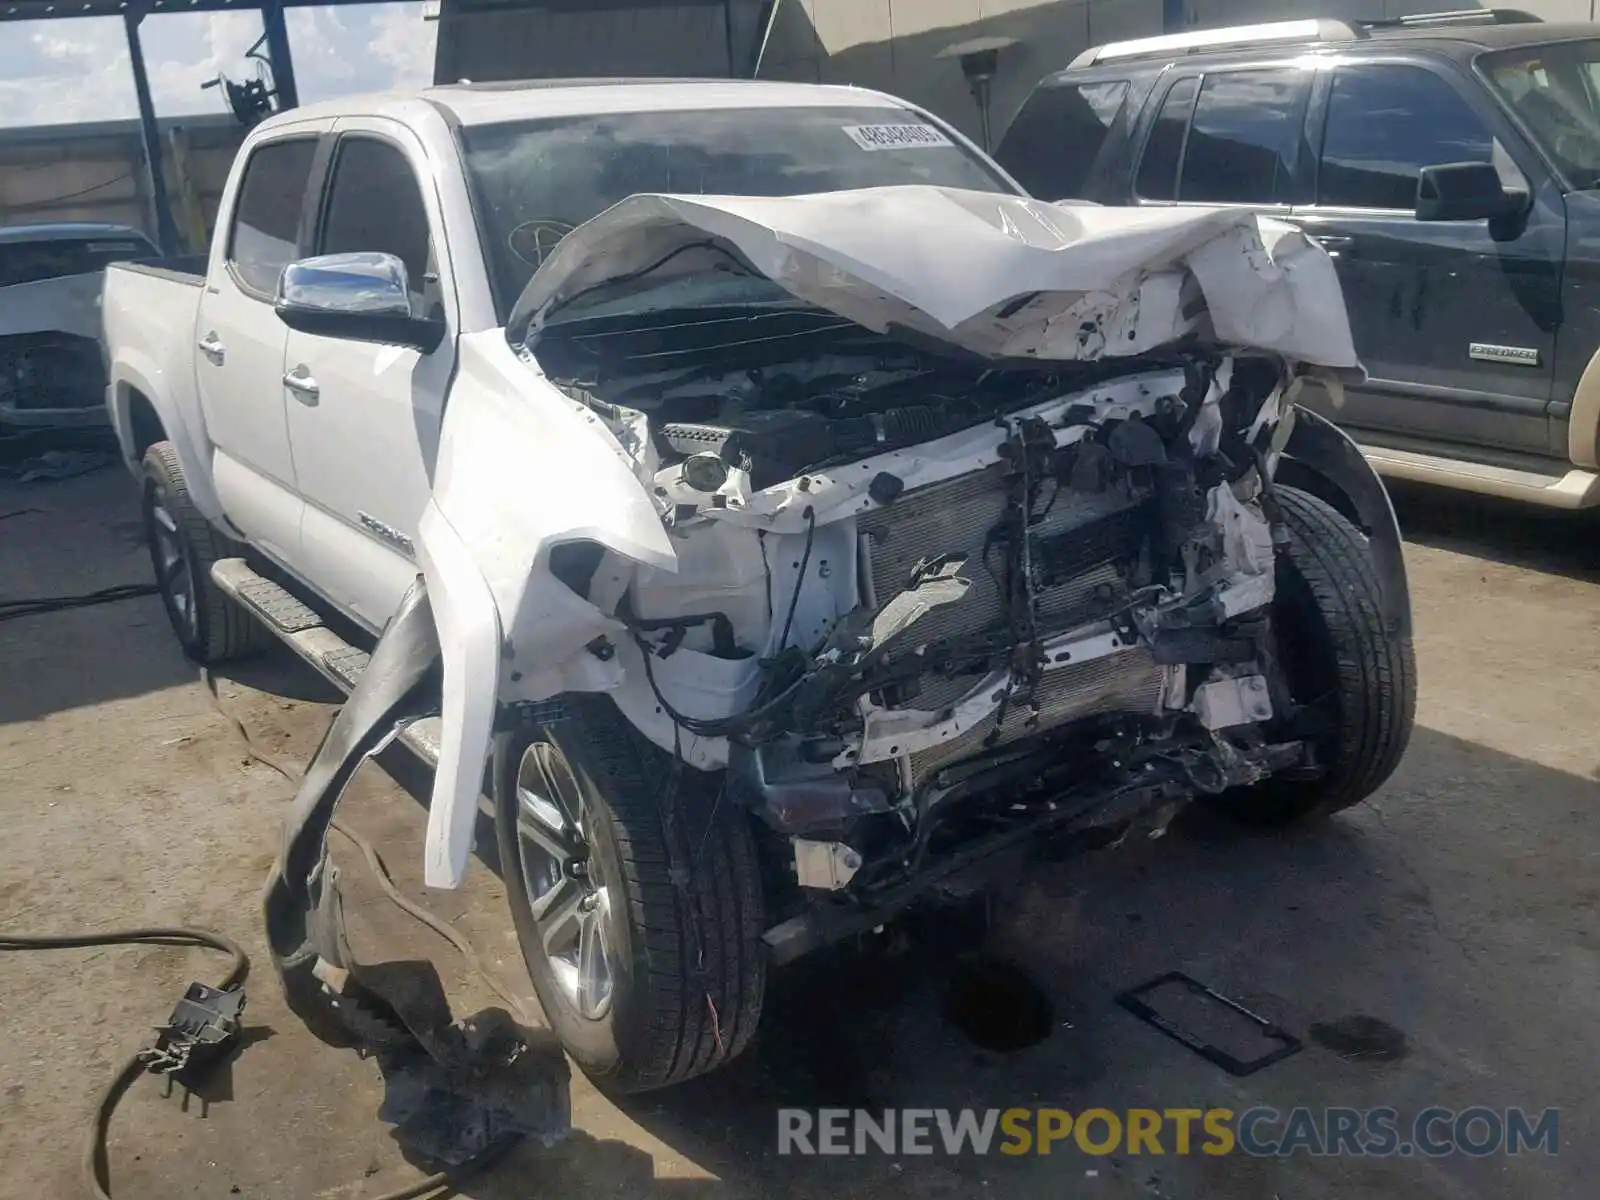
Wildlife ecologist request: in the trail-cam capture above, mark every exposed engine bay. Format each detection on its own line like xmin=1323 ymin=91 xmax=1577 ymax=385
xmin=529 ymin=305 xmax=1319 ymax=924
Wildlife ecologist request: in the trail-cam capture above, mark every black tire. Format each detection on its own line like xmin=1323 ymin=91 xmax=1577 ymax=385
xmin=141 ymin=441 xmax=267 ymax=664
xmin=1216 ymin=485 xmax=1416 ymax=824
xmin=493 ymin=695 xmax=766 ymax=1092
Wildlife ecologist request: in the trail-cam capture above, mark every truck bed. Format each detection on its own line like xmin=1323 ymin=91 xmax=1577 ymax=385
xmin=102 ymin=257 xmax=209 ymax=496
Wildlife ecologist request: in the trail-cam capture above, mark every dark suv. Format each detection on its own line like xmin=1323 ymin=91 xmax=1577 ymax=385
xmin=995 ymin=10 xmax=1600 ymax=510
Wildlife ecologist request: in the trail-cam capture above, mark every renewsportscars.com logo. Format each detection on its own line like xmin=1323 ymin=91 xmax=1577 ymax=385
xmin=776 ymin=1107 xmax=1559 ymax=1158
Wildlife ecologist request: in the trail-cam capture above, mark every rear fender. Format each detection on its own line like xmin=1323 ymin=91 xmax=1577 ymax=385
xmin=110 ymin=359 xmax=226 ymax=523
xmin=1281 ymin=406 xmax=1412 ymax=638
xmin=416 ymin=341 xmax=677 ymax=889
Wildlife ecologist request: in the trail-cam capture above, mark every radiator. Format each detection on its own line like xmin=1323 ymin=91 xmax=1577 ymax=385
xmin=857 ymin=465 xmax=1161 ymax=785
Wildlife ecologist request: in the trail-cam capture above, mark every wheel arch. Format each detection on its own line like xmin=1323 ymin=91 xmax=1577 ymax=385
xmin=125 ymin=386 xmax=167 ymax=459
xmin=1278 ymin=407 xmax=1412 ymax=639
xmin=1271 ymin=457 xmax=1361 ymax=527
xmin=1566 ymin=340 xmax=1600 ymax=470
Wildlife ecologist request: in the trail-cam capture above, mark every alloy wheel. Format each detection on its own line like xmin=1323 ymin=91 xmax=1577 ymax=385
xmin=514 ymin=740 xmax=615 ymax=1020
xmin=147 ymin=485 xmax=198 ymax=644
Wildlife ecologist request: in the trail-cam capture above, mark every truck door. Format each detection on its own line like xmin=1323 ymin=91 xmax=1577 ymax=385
xmin=1289 ymin=61 xmax=1562 ymax=456
xmin=194 ymin=134 xmax=321 ymax=566
xmin=283 ymin=123 xmax=456 ymax=632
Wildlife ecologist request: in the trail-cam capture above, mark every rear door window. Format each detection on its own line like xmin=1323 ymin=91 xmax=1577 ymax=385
xmin=1136 ymin=76 xmax=1199 ymax=200
xmin=1179 ymin=69 xmax=1310 ymax=204
xmin=227 ymin=137 xmax=319 ymax=297
xmin=996 ymin=80 xmax=1130 ymax=199
xmin=1318 ymin=64 xmax=1495 ymax=210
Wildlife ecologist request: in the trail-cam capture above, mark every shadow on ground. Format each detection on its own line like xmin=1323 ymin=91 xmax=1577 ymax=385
xmin=1387 ymin=480 xmax=1600 ymax=583
xmin=425 ymin=724 xmax=1598 ymax=1200
xmin=10 ymin=445 xmax=1598 ymax=1198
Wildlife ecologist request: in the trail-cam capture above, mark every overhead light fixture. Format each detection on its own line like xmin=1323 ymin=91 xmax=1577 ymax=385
xmin=937 ymin=35 xmax=1020 ymax=151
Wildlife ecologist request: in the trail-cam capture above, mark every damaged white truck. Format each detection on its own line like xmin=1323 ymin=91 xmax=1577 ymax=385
xmin=103 ymin=80 xmax=1415 ymax=1093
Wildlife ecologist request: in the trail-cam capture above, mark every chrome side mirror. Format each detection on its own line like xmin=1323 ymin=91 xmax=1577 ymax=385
xmin=274 ymin=251 xmax=445 ymax=352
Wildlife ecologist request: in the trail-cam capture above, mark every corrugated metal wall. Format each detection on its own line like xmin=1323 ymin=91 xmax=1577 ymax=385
xmin=433 ymin=0 xmax=772 ymax=84
xmin=0 ymin=115 xmax=245 ymax=252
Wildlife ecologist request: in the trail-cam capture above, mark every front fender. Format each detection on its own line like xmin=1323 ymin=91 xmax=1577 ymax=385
xmin=1282 ymin=406 xmax=1412 ymax=638
xmin=415 ymin=336 xmax=678 ymax=889
xmin=417 ymin=501 xmax=502 ymax=890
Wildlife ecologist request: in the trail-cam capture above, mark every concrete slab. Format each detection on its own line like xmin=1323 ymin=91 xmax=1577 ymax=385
xmin=1 ymin=465 xmax=1597 ymax=1199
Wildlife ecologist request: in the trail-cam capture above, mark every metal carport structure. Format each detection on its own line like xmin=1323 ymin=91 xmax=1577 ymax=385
xmin=0 ymin=0 xmax=783 ymax=252
xmin=0 ymin=0 xmax=400 ymax=251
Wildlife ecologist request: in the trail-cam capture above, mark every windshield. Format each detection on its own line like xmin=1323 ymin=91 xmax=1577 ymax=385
xmin=1482 ymin=40 xmax=1600 ymax=187
xmin=458 ymin=105 xmax=1014 ymax=319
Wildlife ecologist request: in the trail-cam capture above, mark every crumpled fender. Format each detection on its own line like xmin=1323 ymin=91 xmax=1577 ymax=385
xmin=1282 ymin=407 xmax=1412 ymax=638
xmin=415 ymin=336 xmax=678 ymax=889
xmin=417 ymin=500 xmax=501 ymax=890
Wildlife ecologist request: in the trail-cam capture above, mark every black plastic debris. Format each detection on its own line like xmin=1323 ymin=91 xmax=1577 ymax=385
xmin=1 ymin=448 xmax=116 ymax=483
xmin=373 ymin=1007 xmax=571 ymax=1167
xmin=141 ymin=982 xmax=246 ymax=1082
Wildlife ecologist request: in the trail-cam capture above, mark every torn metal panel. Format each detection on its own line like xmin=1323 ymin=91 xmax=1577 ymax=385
xmin=260 ymin=580 xmax=570 ymax=1156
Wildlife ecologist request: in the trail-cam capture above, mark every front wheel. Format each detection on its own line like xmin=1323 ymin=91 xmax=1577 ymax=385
xmin=493 ymin=695 xmax=766 ymax=1092
xmin=1214 ymin=485 xmax=1416 ymax=824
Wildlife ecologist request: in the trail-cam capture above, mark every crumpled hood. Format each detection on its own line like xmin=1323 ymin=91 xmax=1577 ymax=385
xmin=511 ymin=185 xmax=1359 ymax=372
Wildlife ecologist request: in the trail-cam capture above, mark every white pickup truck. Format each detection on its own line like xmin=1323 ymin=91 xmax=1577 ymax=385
xmin=103 ymin=79 xmax=1416 ymax=1092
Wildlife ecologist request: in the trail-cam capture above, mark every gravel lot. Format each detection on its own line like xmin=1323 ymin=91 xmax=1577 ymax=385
xmin=2 ymin=462 xmax=1596 ymax=1200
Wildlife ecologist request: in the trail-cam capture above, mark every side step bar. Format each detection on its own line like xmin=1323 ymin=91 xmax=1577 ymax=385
xmin=1363 ymin=445 xmax=1600 ymax=510
xmin=211 ymin=558 xmax=442 ymax=768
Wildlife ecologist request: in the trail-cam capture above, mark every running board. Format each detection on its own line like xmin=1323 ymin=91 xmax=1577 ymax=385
xmin=1363 ymin=445 xmax=1600 ymax=509
xmin=211 ymin=558 xmax=442 ymax=768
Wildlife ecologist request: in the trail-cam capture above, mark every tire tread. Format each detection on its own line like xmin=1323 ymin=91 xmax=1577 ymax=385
xmin=514 ymin=694 xmax=765 ymax=1092
xmin=1235 ymin=485 xmax=1416 ymax=821
xmin=142 ymin=441 xmax=267 ymax=663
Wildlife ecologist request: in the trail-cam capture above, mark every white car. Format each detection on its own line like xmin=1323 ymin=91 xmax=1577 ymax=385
xmin=0 ymin=222 xmax=156 ymax=430
xmin=102 ymin=79 xmax=1415 ymax=1092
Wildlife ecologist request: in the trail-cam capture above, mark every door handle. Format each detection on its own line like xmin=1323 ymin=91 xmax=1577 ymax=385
xmin=282 ymin=365 xmax=320 ymax=401
xmin=1314 ymin=234 xmax=1356 ymax=257
xmin=197 ymin=332 xmax=226 ymax=363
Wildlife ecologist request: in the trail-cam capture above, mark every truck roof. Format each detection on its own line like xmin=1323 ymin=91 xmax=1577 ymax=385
xmin=260 ymin=77 xmax=926 ymax=131
xmin=0 ymin=222 xmax=152 ymax=245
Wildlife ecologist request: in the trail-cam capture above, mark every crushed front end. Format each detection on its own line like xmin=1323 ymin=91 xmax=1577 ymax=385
xmin=501 ymin=190 xmax=1377 ymax=960
xmin=533 ymin=347 xmax=1325 ymax=960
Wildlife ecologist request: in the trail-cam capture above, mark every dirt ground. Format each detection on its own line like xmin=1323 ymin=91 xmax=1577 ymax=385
xmin=2 ymin=461 xmax=1598 ymax=1200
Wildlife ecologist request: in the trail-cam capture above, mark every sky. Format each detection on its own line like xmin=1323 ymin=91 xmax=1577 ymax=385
xmin=0 ymin=4 xmax=439 ymax=128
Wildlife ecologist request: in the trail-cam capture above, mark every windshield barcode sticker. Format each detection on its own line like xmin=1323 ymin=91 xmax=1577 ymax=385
xmin=842 ymin=123 xmax=953 ymax=151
